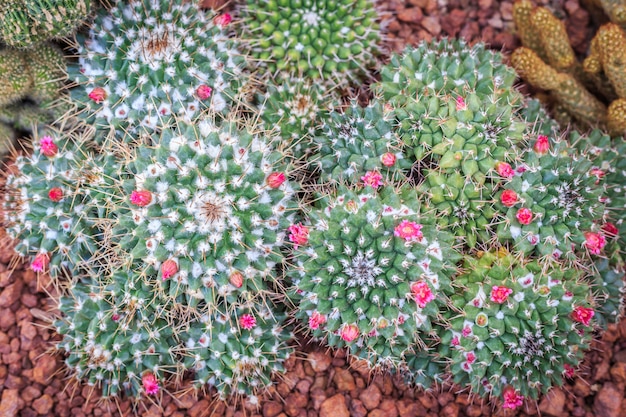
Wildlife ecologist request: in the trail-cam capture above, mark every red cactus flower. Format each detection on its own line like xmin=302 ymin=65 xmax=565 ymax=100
xmin=48 ymin=187 xmax=63 ymax=202
xmin=490 ymin=286 xmax=513 ymax=304
xmin=308 ymin=311 xmax=326 ymax=330
xmin=410 ymin=281 xmax=435 ymax=308
xmin=288 ymin=223 xmax=309 ymax=248
xmin=130 ymin=190 xmax=152 ymax=207
xmin=40 ymin=136 xmax=58 ymax=157
xmin=500 ymin=189 xmax=518 ymax=207
xmin=239 ymin=313 xmax=256 ymax=330
xmin=88 ymin=87 xmax=107 ymax=103
xmin=533 ymin=135 xmax=549 ymax=154
xmin=266 ymin=172 xmax=286 ymax=188
xmin=142 ymin=372 xmax=159 ymax=395
xmin=584 ymin=231 xmax=606 ymax=255
xmin=495 ymin=162 xmax=514 ymax=178
xmin=516 ymin=207 xmax=533 ymax=225
xmin=502 ymin=386 xmax=524 ymax=409
xmin=381 ymin=152 xmax=396 ymax=167
xmin=602 ymin=222 xmax=619 ymax=237
xmin=394 ymin=220 xmax=423 ymax=242
xmin=214 ymin=13 xmax=232 ymax=27
xmin=31 ymin=253 xmax=49 ymax=273
xmin=196 ymin=84 xmax=212 ymax=100
xmin=161 ymin=259 xmax=178 ymax=280
xmin=229 ymin=271 xmax=244 ymax=288
xmin=340 ymin=324 xmax=359 ymax=342
xmin=361 ymin=171 xmax=383 ymax=189
xmin=571 ymin=306 xmax=594 ymax=326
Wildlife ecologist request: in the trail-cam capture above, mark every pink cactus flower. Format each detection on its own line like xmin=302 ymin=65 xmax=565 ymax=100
xmin=48 ymin=187 xmax=63 ymax=202
xmin=239 ymin=313 xmax=257 ymax=330
xmin=266 ymin=172 xmax=286 ymax=188
xmin=563 ymin=363 xmax=575 ymax=378
xmin=533 ymin=135 xmax=549 ymax=154
xmin=31 ymin=253 xmax=49 ymax=273
xmin=196 ymin=84 xmax=212 ymax=100
xmin=584 ymin=231 xmax=606 ymax=255
xmin=500 ymin=189 xmax=518 ymax=207
xmin=229 ymin=271 xmax=244 ymax=288
xmin=490 ymin=286 xmax=513 ymax=304
xmin=214 ymin=13 xmax=232 ymax=27
xmin=361 ymin=171 xmax=383 ymax=188
xmin=571 ymin=306 xmax=594 ymax=326
xmin=130 ymin=190 xmax=152 ymax=207
xmin=40 ymin=136 xmax=58 ymax=157
xmin=495 ymin=162 xmax=514 ymax=178
xmin=309 ymin=311 xmax=327 ymax=330
xmin=589 ymin=167 xmax=605 ymax=184
xmin=455 ymin=96 xmax=467 ymax=111
xmin=288 ymin=223 xmax=309 ymax=248
xmin=502 ymin=386 xmax=524 ymax=409
xmin=462 ymin=326 xmax=472 ymax=337
xmin=394 ymin=220 xmax=423 ymax=242
xmin=111 ymin=313 xmax=120 ymax=322
xmin=381 ymin=152 xmax=396 ymax=167
xmin=451 ymin=335 xmax=460 ymax=346
xmin=142 ymin=372 xmax=159 ymax=395
xmin=88 ymin=87 xmax=107 ymax=103
xmin=516 ymin=208 xmax=533 ymax=225
xmin=465 ymin=351 xmax=476 ymax=365
xmin=602 ymin=222 xmax=619 ymax=237
xmin=410 ymin=281 xmax=435 ymax=308
xmin=161 ymin=259 xmax=178 ymax=280
xmin=340 ymin=324 xmax=359 ymax=342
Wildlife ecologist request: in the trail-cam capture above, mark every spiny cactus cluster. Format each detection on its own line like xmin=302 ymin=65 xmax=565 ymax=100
xmin=0 ymin=0 xmax=90 ymax=48
xmin=0 ymin=43 xmax=67 ymax=150
xmin=239 ymin=0 xmax=382 ymax=88
xmin=512 ymin=0 xmax=626 ymax=134
xmin=68 ymin=0 xmax=246 ymax=145
xmin=1 ymin=0 xmax=625 ymax=412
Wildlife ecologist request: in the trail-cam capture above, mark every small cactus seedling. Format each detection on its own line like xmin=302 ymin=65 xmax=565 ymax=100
xmin=68 ymin=0 xmax=246 ymax=145
xmin=445 ymin=250 xmax=595 ymax=404
xmin=290 ymin=183 xmax=460 ymax=368
xmin=0 ymin=0 xmax=90 ymax=48
xmin=239 ymin=0 xmax=382 ymax=88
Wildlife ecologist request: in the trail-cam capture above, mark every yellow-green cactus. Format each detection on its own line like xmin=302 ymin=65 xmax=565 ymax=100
xmin=511 ymin=47 xmax=607 ymax=126
xmin=599 ymin=0 xmax=626 ymax=28
xmin=0 ymin=49 xmax=32 ymax=107
xmin=587 ymin=23 xmax=626 ymax=99
xmin=608 ymin=98 xmax=626 ymax=134
xmin=513 ymin=0 xmax=548 ymax=63
xmin=529 ymin=7 xmax=578 ymax=73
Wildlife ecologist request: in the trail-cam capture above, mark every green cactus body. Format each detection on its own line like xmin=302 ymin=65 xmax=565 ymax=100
xmin=376 ymin=40 xmax=525 ymax=247
xmin=290 ymin=184 xmax=460 ymax=368
xmin=240 ymin=0 xmax=382 ymax=88
xmin=69 ymin=0 xmax=245 ymax=145
xmin=445 ymin=251 xmax=595 ymax=401
xmin=592 ymin=239 xmax=625 ymax=327
xmin=257 ymin=78 xmax=338 ymax=164
xmin=0 ymin=0 xmax=90 ymax=48
xmin=112 ymin=120 xmax=295 ymax=310
xmin=55 ymin=271 xmax=181 ymax=397
xmin=495 ymin=133 xmax=607 ymax=261
xmin=3 ymin=132 xmax=100 ymax=277
xmin=183 ymin=299 xmax=293 ymax=400
xmin=313 ymin=100 xmax=411 ymax=185
xmin=0 ymin=48 xmax=32 ymax=107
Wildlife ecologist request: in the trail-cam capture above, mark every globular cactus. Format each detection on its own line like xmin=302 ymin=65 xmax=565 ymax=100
xmin=375 ymin=39 xmax=526 ymax=247
xmin=494 ymin=132 xmax=607 ymax=262
xmin=256 ymin=78 xmax=338 ymax=167
xmin=289 ymin=183 xmax=460 ymax=368
xmin=68 ymin=0 xmax=246 ymax=145
xmin=2 ymin=131 xmax=101 ymax=278
xmin=55 ymin=271 xmax=181 ymax=398
xmin=444 ymin=250 xmax=595 ymax=404
xmin=0 ymin=0 xmax=90 ymax=48
xmin=238 ymin=0 xmax=382 ymax=89
xmin=182 ymin=299 xmax=293 ymax=401
xmin=110 ymin=118 xmax=296 ymax=310
xmin=312 ymin=100 xmax=411 ymax=185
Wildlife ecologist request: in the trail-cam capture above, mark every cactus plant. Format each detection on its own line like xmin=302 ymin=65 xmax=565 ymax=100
xmin=68 ymin=0 xmax=246 ymax=145
xmin=290 ymin=183 xmax=461 ymax=368
xmin=0 ymin=0 xmax=90 ymax=48
xmin=375 ymin=39 xmax=526 ymax=247
xmin=445 ymin=250 xmax=595 ymax=403
xmin=238 ymin=0 xmax=382 ymax=88
xmin=312 ymin=99 xmax=412 ymax=185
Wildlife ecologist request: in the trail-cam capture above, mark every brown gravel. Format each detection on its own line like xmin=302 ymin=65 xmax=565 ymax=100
xmin=0 ymin=0 xmax=623 ymax=416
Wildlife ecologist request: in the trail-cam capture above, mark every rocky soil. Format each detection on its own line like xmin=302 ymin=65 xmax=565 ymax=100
xmin=1 ymin=0 xmax=622 ymax=416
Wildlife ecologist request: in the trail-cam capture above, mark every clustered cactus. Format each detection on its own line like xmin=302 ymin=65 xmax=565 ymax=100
xmin=1 ymin=0 xmax=625 ymax=413
xmin=0 ymin=0 xmax=90 ymax=48
xmin=512 ymin=0 xmax=626 ymax=135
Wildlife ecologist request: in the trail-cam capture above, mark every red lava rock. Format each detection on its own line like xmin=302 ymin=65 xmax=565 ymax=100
xmin=333 ymin=368 xmax=355 ymax=392
xmin=20 ymin=321 xmax=37 ymax=340
xmin=358 ymin=383 xmax=381 ymax=410
xmin=421 ymin=16 xmax=442 ymax=36
xmin=593 ymin=382 xmax=624 ymax=417
xmin=465 ymin=405 xmax=483 ymax=417
xmin=32 ymin=355 xmax=57 ymax=385
xmin=440 ymin=9 xmax=467 ymax=37
xmin=538 ymin=388 xmax=566 ymax=416
xmin=349 ymin=399 xmax=367 ymax=417
xmin=31 ymin=394 xmax=53 ymax=415
xmin=320 ymin=394 xmax=350 ymax=417
xmin=398 ymin=7 xmax=423 ymax=23
xmin=440 ymin=402 xmax=460 ymax=417
xmin=263 ymin=401 xmax=283 ymax=417
xmin=284 ymin=392 xmax=307 ymax=417
xmin=295 ymin=378 xmax=311 ymax=395
xmin=308 ymin=351 xmax=332 ymax=373
xmin=310 ymin=388 xmax=326 ymax=411
xmin=0 ymin=389 xmax=22 ymax=417
xmin=370 ymin=399 xmax=399 ymax=417
xmin=610 ymin=362 xmax=626 ymax=383
xmin=0 ymin=281 xmax=22 ymax=307
xmin=188 ymin=399 xmax=209 ymax=417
